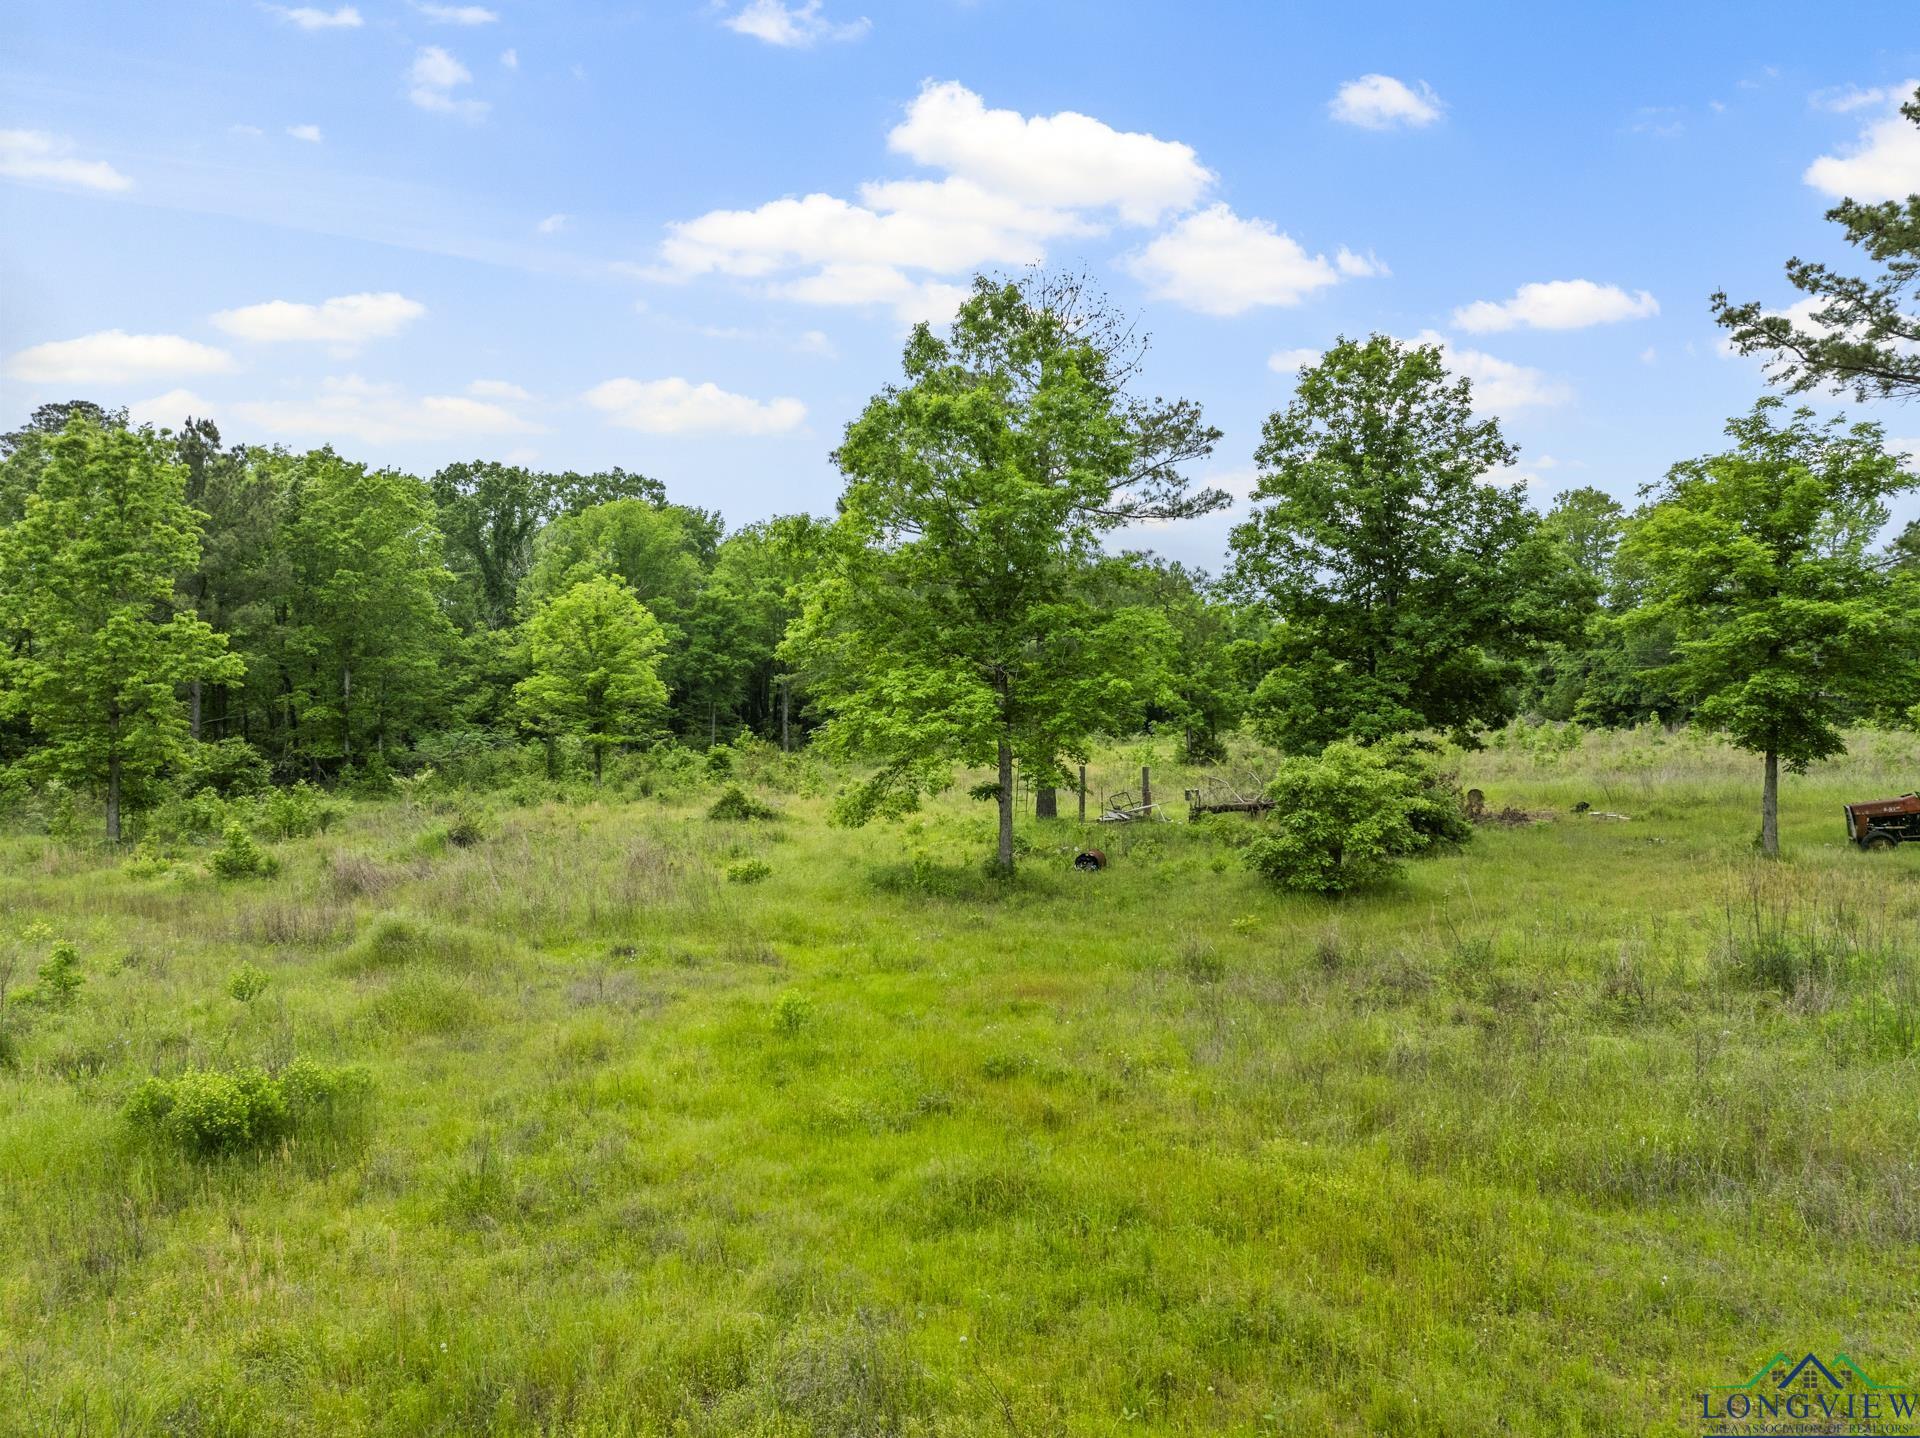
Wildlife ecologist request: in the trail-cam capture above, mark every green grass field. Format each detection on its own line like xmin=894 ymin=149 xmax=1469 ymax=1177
xmin=4 ymin=726 xmax=1920 ymax=1437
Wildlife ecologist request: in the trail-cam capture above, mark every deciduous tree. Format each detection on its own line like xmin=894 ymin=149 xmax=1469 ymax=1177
xmin=787 ymin=273 xmax=1223 ymax=872
xmin=0 ymin=419 xmax=241 ymax=840
xmin=1619 ymin=399 xmax=1919 ymax=854
xmin=1229 ymin=334 xmax=1577 ymax=751
xmin=513 ymin=575 xmax=668 ymax=782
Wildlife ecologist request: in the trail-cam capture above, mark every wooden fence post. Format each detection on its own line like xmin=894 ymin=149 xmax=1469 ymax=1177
xmin=1078 ymin=765 xmax=1087 ymax=822
xmin=1141 ymin=765 xmax=1152 ymax=813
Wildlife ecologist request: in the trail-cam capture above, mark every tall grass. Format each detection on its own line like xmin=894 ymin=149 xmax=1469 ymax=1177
xmin=0 ymin=724 xmax=1917 ymax=1434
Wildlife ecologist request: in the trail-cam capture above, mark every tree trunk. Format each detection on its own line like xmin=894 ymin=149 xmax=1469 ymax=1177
xmin=1761 ymin=748 xmax=1780 ymax=856
xmin=995 ymin=738 xmax=1015 ymax=874
xmin=1036 ymin=785 xmax=1057 ymax=819
xmin=189 ymin=680 xmax=202 ymax=742
xmin=106 ymin=751 xmax=122 ymax=845
xmin=593 ymin=743 xmax=604 ymax=786
xmin=780 ymin=676 xmax=791 ymax=753
xmin=544 ymin=735 xmax=557 ymax=779
xmin=341 ymin=662 xmax=352 ymax=760
xmin=1078 ymin=765 xmax=1087 ymax=823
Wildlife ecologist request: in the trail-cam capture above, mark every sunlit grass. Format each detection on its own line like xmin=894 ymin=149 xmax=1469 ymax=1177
xmin=2 ymin=724 xmax=1918 ymax=1435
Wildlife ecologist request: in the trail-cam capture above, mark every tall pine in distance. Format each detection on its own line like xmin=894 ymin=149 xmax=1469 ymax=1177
xmin=0 ymin=418 xmax=241 ymax=841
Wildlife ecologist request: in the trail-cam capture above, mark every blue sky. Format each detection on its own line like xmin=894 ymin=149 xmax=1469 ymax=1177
xmin=5 ymin=0 xmax=1918 ymax=567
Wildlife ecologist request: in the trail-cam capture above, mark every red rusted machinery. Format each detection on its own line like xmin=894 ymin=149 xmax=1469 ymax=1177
xmin=1844 ymin=793 xmax=1920 ymax=849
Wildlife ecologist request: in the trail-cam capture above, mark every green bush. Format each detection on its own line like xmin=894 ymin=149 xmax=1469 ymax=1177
xmin=444 ymin=807 xmax=488 ymax=848
xmin=726 ymin=857 xmax=774 ymax=885
xmin=124 ymin=1058 xmax=372 ymax=1157
xmin=124 ymin=838 xmax=173 ymax=877
xmin=704 ymin=744 xmax=736 ymax=779
xmin=1371 ymin=736 xmax=1475 ymax=852
xmin=33 ymin=942 xmax=84 ymax=1010
xmin=1243 ymin=741 xmax=1425 ymax=895
xmin=773 ymin=991 xmax=814 ymax=1035
xmin=210 ymin=821 xmax=277 ymax=879
xmin=227 ymin=962 xmax=269 ymax=1002
xmin=261 ymin=782 xmax=336 ymax=840
xmin=177 ymin=738 xmax=272 ymax=798
xmin=708 ymin=784 xmax=780 ymax=822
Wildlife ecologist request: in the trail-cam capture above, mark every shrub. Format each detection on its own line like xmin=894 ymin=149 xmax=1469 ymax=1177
xmin=227 ymin=962 xmax=269 ymax=1002
xmin=1243 ymin=741 xmax=1422 ymax=895
xmin=726 ymin=858 xmax=774 ymax=885
xmin=708 ymin=784 xmax=780 ymax=822
xmin=34 ymin=942 xmax=84 ymax=1010
xmin=177 ymin=738 xmax=271 ymax=798
xmin=210 ymin=821 xmax=277 ymax=879
xmin=124 ymin=838 xmax=173 ymax=877
xmin=260 ymin=782 xmax=336 ymax=841
xmin=705 ymin=745 xmax=736 ymax=779
xmin=1371 ymin=736 xmax=1474 ymax=852
xmin=124 ymin=1058 xmax=372 ymax=1157
xmin=444 ymin=807 xmax=488 ymax=848
xmin=773 ymin=991 xmax=814 ymax=1035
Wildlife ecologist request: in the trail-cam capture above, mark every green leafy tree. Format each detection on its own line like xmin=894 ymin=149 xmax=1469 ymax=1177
xmin=280 ymin=451 xmax=455 ymax=766
xmin=1230 ymin=334 xmax=1579 ymax=751
xmin=786 ymin=272 xmax=1224 ymax=872
xmin=430 ymin=460 xmax=561 ymax=630
xmin=1713 ymin=85 xmax=1920 ymax=400
xmin=514 ymin=575 xmax=668 ymax=783
xmin=522 ymin=497 xmax=726 ymax=735
xmin=1093 ymin=554 xmax=1246 ymax=761
xmin=1619 ymin=399 xmax=1920 ymax=854
xmin=0 ymin=419 xmax=241 ymax=841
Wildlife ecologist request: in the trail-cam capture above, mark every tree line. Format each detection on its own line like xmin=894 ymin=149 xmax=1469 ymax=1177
xmin=4 ymin=93 xmax=1920 ymax=862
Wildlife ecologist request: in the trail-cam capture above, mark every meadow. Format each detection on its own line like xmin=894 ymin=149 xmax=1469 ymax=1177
xmin=3 ymin=724 xmax=1919 ymax=1437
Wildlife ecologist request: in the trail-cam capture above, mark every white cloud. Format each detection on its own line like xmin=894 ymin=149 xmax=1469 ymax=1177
xmin=722 ymin=0 xmax=869 ymax=47
xmin=886 ymin=79 xmax=1212 ymax=225
xmin=127 ymin=389 xmax=217 ymax=429
xmin=211 ymin=292 xmax=426 ymax=346
xmin=536 ymin=212 xmax=569 ymax=235
xmin=0 ymin=130 xmax=132 ymax=191
xmin=772 ymin=264 xmax=968 ymax=325
xmin=269 ymin=5 xmax=362 ymax=29
xmin=230 ymin=124 xmax=265 ymax=138
xmin=650 ymin=80 xmax=1366 ymax=325
xmin=1452 ymin=279 xmax=1659 ymax=332
xmin=1335 ymin=247 xmax=1388 ymax=278
xmin=1125 ymin=205 xmax=1343 ymax=316
xmin=659 ymin=181 xmax=1082 ymax=285
xmin=287 ymin=123 xmax=324 ymax=143
xmin=1413 ymin=329 xmax=1571 ymax=412
xmin=415 ymin=2 xmax=498 ymax=22
xmin=1329 ymin=75 xmax=1444 ymax=130
xmin=1267 ymin=347 xmax=1322 ymax=374
xmin=468 ymin=378 xmax=531 ymax=401
xmin=1640 ymin=346 xmax=1658 ymax=365
xmin=1810 ymin=83 xmax=1902 ymax=113
xmin=6 ymin=331 xmax=235 ymax=384
xmin=409 ymin=46 xmax=488 ymax=119
xmin=500 ymin=47 xmax=518 ymax=68
xmin=230 ymin=375 xmax=536 ymax=443
xmin=585 ymin=377 xmax=806 ymax=435
xmin=695 ymin=323 xmax=840 ymax=358
xmin=1805 ymin=82 xmax=1920 ymax=200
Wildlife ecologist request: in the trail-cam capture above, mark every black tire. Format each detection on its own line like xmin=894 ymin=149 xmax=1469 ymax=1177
xmin=1864 ymin=830 xmax=1898 ymax=852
